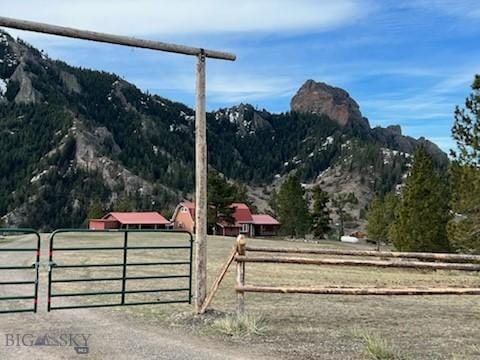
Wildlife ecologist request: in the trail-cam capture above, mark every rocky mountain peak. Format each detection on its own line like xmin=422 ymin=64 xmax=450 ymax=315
xmin=290 ymin=79 xmax=370 ymax=130
xmin=214 ymin=103 xmax=272 ymax=135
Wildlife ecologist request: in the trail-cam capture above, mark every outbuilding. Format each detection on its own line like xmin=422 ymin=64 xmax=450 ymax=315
xmin=89 ymin=212 xmax=170 ymax=230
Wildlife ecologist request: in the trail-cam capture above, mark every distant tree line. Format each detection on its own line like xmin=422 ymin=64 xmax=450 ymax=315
xmin=366 ymin=75 xmax=480 ymax=254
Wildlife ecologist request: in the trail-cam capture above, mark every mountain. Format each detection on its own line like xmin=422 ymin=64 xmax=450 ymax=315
xmin=291 ymin=79 xmax=370 ymax=131
xmin=0 ymin=31 xmax=447 ymax=231
xmin=291 ymin=79 xmax=445 ymax=162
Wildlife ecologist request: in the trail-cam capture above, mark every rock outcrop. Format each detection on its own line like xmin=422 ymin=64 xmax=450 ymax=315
xmin=291 ymin=79 xmax=370 ymax=130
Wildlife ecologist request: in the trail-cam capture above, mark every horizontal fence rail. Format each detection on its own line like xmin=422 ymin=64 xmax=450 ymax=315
xmin=47 ymin=229 xmax=193 ymax=311
xmin=245 ymin=246 xmax=480 ymax=263
xmin=235 ymin=285 xmax=480 ymax=296
xmin=234 ymin=238 xmax=480 ymax=313
xmin=0 ymin=229 xmax=40 ymax=314
xmin=235 ymin=255 xmax=480 ymax=271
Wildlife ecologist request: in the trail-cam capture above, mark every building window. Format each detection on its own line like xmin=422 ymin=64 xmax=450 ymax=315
xmin=180 ymin=207 xmax=188 ymax=213
xmin=241 ymin=223 xmax=249 ymax=233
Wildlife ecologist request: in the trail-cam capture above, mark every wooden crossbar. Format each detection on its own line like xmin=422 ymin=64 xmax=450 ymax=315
xmin=245 ymin=246 xmax=480 ymax=263
xmin=236 ymin=285 xmax=480 ymax=296
xmin=235 ymin=255 xmax=480 ymax=271
xmin=0 ymin=16 xmax=235 ymax=60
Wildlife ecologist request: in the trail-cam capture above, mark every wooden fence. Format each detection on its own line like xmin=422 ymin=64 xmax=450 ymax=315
xmin=232 ymin=237 xmax=480 ymax=314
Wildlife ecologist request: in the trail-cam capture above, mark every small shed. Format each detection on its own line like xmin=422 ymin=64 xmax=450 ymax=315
xmin=89 ymin=212 xmax=170 ymax=230
xmin=252 ymin=214 xmax=280 ymax=236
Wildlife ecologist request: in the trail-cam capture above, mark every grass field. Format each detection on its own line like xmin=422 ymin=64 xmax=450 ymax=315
xmin=2 ymin=232 xmax=480 ymax=359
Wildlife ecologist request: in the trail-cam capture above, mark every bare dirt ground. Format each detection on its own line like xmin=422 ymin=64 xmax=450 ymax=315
xmin=1 ymin=232 xmax=480 ymax=359
xmin=0 ymin=233 xmax=271 ymax=360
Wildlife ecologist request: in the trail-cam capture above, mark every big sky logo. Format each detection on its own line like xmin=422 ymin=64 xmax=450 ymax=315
xmin=5 ymin=333 xmax=91 ymax=354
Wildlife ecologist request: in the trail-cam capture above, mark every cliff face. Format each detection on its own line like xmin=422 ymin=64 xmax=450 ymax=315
xmin=290 ymin=79 xmax=446 ymax=162
xmin=291 ymin=80 xmax=370 ymax=131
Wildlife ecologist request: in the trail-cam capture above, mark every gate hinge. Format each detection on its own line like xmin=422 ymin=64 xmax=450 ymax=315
xmin=47 ymin=261 xmax=57 ymax=271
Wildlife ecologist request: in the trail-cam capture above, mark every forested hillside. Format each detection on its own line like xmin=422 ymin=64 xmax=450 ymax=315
xmin=0 ymin=31 xmax=445 ymax=230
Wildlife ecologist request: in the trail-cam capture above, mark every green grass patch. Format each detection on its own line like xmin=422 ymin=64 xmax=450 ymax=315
xmin=353 ymin=329 xmax=407 ymax=360
xmin=210 ymin=313 xmax=268 ymax=337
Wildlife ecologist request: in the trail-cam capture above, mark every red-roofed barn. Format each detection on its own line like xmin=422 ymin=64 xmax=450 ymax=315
xmin=171 ymin=201 xmax=196 ymax=233
xmin=89 ymin=212 xmax=170 ymax=230
xmin=171 ymin=201 xmax=280 ymax=237
xmin=216 ymin=203 xmax=255 ymax=237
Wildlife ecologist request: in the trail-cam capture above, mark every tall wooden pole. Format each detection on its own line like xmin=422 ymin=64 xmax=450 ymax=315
xmin=0 ymin=16 xmax=236 ymax=315
xmin=195 ymin=51 xmax=207 ymax=313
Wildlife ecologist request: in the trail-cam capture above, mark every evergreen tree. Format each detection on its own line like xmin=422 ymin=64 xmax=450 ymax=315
xmin=367 ymin=192 xmax=398 ymax=247
xmin=331 ymin=192 xmax=356 ymax=240
xmin=87 ymin=197 xmax=104 ymax=220
xmin=383 ymin=192 xmax=399 ymax=236
xmin=114 ymin=194 xmax=134 ymax=212
xmin=448 ymin=75 xmax=480 ymax=253
xmin=366 ymin=196 xmax=387 ymax=245
xmin=276 ymin=175 xmax=311 ymax=238
xmin=448 ymin=164 xmax=480 ymax=253
xmin=451 ymin=75 xmax=480 ymax=166
xmin=269 ymin=189 xmax=278 ymax=216
xmin=390 ymin=146 xmax=450 ymax=252
xmin=311 ymin=185 xmax=330 ymax=238
xmin=207 ymin=170 xmax=237 ymax=233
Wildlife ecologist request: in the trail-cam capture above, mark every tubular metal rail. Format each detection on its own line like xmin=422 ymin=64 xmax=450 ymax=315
xmin=0 ymin=229 xmax=40 ymax=314
xmin=47 ymin=229 xmax=193 ymax=311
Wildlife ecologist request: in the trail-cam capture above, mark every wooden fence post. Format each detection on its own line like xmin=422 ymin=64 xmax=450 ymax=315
xmin=195 ymin=51 xmax=207 ymax=314
xmin=236 ymin=235 xmax=246 ymax=315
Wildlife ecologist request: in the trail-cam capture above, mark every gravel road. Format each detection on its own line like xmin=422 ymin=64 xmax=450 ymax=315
xmin=0 ymin=234 xmax=268 ymax=360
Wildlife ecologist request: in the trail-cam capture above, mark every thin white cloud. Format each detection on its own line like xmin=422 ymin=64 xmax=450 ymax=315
xmin=413 ymin=0 xmax=480 ymax=19
xmin=0 ymin=0 xmax=372 ymax=36
xmin=135 ymin=71 xmax=297 ymax=104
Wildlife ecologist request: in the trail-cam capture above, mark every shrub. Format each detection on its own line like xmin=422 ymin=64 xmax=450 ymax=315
xmin=210 ymin=313 xmax=268 ymax=337
xmin=353 ymin=329 xmax=407 ymax=360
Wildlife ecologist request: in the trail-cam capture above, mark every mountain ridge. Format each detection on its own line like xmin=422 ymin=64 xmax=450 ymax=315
xmin=0 ymin=30 xmax=446 ymax=230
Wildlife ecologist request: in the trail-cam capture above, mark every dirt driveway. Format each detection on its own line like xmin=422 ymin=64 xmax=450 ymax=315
xmin=0 ymin=234 xmax=267 ymax=360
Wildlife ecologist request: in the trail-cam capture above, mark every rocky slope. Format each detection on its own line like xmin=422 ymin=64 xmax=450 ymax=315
xmin=291 ymin=79 xmax=370 ymax=131
xmin=0 ymin=31 xmax=446 ymax=230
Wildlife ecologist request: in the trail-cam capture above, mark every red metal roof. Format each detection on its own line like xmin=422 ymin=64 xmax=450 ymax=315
xmin=182 ymin=201 xmax=195 ymax=218
xmin=252 ymin=214 xmax=280 ymax=225
xmin=103 ymin=212 xmax=169 ymax=225
xmin=231 ymin=203 xmax=253 ymax=223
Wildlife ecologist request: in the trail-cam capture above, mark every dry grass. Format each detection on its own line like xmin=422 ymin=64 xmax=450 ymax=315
xmin=4 ymin=232 xmax=480 ymax=359
xmin=209 ymin=313 xmax=268 ymax=337
xmin=352 ymin=329 xmax=407 ymax=360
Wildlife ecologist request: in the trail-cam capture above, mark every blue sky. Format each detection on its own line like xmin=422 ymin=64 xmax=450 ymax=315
xmin=2 ymin=0 xmax=479 ymax=152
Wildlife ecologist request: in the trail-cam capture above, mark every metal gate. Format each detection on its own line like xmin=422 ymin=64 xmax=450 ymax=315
xmin=0 ymin=229 xmax=41 ymax=314
xmin=47 ymin=229 xmax=193 ymax=311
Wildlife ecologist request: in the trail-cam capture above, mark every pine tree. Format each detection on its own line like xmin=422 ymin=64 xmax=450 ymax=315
xmin=311 ymin=185 xmax=330 ymax=238
xmin=448 ymin=161 xmax=480 ymax=253
xmin=114 ymin=194 xmax=133 ymax=212
xmin=367 ymin=192 xmax=398 ymax=246
xmin=451 ymin=75 xmax=480 ymax=166
xmin=390 ymin=146 xmax=450 ymax=252
xmin=366 ymin=196 xmax=387 ymax=244
xmin=87 ymin=197 xmax=104 ymax=220
xmin=331 ymin=192 xmax=356 ymax=240
xmin=269 ymin=189 xmax=278 ymax=216
xmin=207 ymin=170 xmax=236 ymax=233
xmin=448 ymin=75 xmax=480 ymax=253
xmin=277 ymin=175 xmax=311 ymax=238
